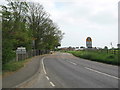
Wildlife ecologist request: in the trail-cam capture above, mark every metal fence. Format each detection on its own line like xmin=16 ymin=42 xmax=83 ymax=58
xmin=16 ymin=50 xmax=50 ymax=61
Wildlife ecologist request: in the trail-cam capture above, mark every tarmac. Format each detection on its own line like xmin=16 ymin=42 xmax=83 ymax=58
xmin=2 ymin=55 xmax=44 ymax=88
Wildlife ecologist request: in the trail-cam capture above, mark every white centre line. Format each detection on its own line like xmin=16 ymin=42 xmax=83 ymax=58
xmin=85 ymin=67 xmax=119 ymax=80
xmin=42 ymin=57 xmax=47 ymax=74
xmin=50 ymin=82 xmax=55 ymax=87
xmin=68 ymin=61 xmax=77 ymax=65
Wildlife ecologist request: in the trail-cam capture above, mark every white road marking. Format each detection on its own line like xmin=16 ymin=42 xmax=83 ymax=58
xmin=42 ymin=57 xmax=55 ymax=87
xmin=50 ymin=82 xmax=55 ymax=87
xmin=42 ymin=57 xmax=47 ymax=74
xmin=46 ymin=76 xmax=49 ymax=80
xmin=68 ymin=61 xmax=77 ymax=65
xmin=85 ymin=67 xmax=119 ymax=80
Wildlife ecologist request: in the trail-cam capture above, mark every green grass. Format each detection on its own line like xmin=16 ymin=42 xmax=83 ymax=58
xmin=3 ymin=61 xmax=24 ymax=72
xmin=67 ymin=50 xmax=119 ymax=65
xmin=2 ymin=59 xmax=29 ymax=73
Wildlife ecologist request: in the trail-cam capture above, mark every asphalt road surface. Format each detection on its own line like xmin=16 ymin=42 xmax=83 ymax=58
xmin=23 ymin=52 xmax=119 ymax=88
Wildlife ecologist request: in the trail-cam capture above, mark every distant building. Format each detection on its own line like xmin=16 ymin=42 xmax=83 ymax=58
xmin=68 ymin=46 xmax=75 ymax=51
xmin=59 ymin=47 xmax=75 ymax=51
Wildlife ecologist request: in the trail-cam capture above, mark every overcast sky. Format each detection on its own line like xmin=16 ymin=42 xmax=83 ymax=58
xmin=1 ymin=0 xmax=119 ymax=48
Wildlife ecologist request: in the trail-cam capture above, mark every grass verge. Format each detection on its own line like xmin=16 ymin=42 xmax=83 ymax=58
xmin=2 ymin=58 xmax=32 ymax=76
xmin=66 ymin=51 xmax=119 ymax=65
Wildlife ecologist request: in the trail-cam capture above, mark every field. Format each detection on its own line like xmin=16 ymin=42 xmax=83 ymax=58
xmin=66 ymin=50 xmax=120 ymax=65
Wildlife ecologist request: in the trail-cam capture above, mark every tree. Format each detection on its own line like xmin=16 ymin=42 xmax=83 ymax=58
xmin=2 ymin=0 xmax=32 ymax=64
xmin=104 ymin=46 xmax=108 ymax=50
xmin=27 ymin=2 xmax=64 ymax=50
xmin=2 ymin=0 xmax=64 ymax=64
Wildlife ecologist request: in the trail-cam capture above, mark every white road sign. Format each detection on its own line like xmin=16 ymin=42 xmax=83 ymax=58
xmin=16 ymin=47 xmax=26 ymax=54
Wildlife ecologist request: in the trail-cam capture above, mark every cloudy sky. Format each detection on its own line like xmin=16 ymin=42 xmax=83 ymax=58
xmin=1 ymin=0 xmax=119 ymax=48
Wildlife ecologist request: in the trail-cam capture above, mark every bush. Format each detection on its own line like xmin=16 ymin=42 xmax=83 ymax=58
xmin=2 ymin=40 xmax=16 ymax=64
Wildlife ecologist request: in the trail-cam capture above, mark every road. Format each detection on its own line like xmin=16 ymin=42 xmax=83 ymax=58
xmin=22 ymin=52 xmax=119 ymax=88
xmin=3 ymin=56 xmax=43 ymax=88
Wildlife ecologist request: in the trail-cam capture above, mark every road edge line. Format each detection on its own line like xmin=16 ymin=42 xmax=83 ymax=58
xmin=42 ymin=57 xmax=47 ymax=74
xmin=50 ymin=82 xmax=55 ymax=87
xmin=13 ymin=55 xmax=48 ymax=88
